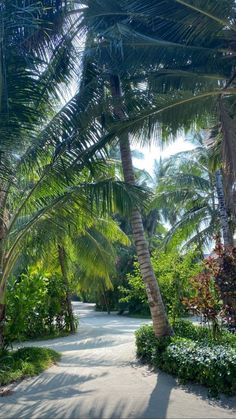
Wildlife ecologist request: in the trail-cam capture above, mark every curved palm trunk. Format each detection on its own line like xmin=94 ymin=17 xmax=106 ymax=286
xmin=110 ymin=74 xmax=172 ymax=337
xmin=215 ymin=169 xmax=234 ymax=248
xmin=58 ymin=245 xmax=75 ymax=333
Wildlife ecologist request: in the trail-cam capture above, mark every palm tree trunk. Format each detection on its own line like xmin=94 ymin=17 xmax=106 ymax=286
xmin=58 ymin=244 xmax=75 ymax=333
xmin=0 ymin=187 xmax=7 ymax=348
xmin=0 ymin=248 xmax=6 ymax=350
xmin=0 ymin=284 xmax=6 ymax=349
xmin=215 ymin=169 xmax=234 ymax=248
xmin=110 ymin=74 xmax=173 ymax=337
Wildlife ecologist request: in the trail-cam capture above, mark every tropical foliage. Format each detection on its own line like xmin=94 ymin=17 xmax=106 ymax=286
xmin=119 ymin=247 xmax=202 ymax=319
xmin=135 ymin=320 xmax=236 ymax=396
xmin=152 ymin=134 xmax=223 ymax=249
xmin=0 ymin=0 xmax=149 ymax=346
xmin=1 ymin=0 xmax=236 ymax=358
xmin=5 ymin=267 xmax=77 ymax=342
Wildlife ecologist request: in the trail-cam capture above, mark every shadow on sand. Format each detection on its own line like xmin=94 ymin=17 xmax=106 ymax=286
xmin=1 ymin=303 xmax=236 ymax=418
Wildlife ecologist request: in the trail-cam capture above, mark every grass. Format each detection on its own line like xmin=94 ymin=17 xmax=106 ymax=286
xmin=0 ymin=347 xmax=60 ymax=387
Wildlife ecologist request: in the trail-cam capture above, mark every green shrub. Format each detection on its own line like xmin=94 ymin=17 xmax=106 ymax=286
xmin=173 ymin=319 xmax=211 ymax=341
xmin=162 ymin=339 xmax=236 ymax=396
xmin=174 ymin=319 xmax=236 ymax=346
xmin=5 ymin=268 xmax=77 ymax=342
xmin=119 ymin=249 xmax=201 ymax=318
xmin=135 ymin=321 xmax=236 ymax=396
xmin=119 ymin=264 xmax=150 ymax=315
xmin=0 ymin=347 xmax=60 ymax=386
xmin=135 ymin=324 xmax=171 ymax=363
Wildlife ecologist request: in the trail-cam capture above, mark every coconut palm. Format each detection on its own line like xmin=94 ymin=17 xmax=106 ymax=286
xmin=153 ymin=134 xmax=234 ymax=250
xmin=0 ymin=2 xmax=147 ymax=347
xmin=109 ymin=0 xmax=236 ymax=215
xmin=41 ymin=0 xmax=226 ymax=336
xmin=0 ymin=0 xmax=77 ymax=345
xmin=68 ymin=0 xmax=233 ymax=336
xmin=73 ymin=2 xmax=183 ymax=336
xmin=21 ymin=208 xmax=130 ymax=332
xmin=0 ymin=156 xmax=144 ymax=346
xmin=3 ymin=0 xmax=236 ymax=339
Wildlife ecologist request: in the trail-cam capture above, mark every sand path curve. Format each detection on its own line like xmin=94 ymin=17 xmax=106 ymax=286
xmin=1 ymin=302 xmax=236 ymax=418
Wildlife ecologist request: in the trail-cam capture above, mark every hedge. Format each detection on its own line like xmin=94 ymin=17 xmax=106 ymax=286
xmin=135 ymin=320 xmax=236 ymax=396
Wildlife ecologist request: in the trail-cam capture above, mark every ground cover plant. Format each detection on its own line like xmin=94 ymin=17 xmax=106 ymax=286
xmin=0 ymin=347 xmax=60 ymax=387
xmin=135 ymin=320 xmax=236 ymax=396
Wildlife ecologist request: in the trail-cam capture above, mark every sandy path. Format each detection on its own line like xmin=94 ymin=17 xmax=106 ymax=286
xmin=1 ymin=302 xmax=236 ymax=419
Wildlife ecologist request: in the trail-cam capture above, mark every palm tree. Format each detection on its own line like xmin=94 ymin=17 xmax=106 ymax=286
xmin=20 ymin=0 xmax=236 ymax=337
xmin=0 ymin=1 xmax=76 ymax=346
xmin=75 ymin=3 xmax=177 ymax=336
xmin=0 ymin=2 xmax=148 ymax=347
xmin=50 ymin=0 xmax=232 ymax=337
xmin=109 ymin=0 xmax=236 ymax=215
xmin=153 ymin=134 xmax=234 ymax=250
xmin=0 ymin=160 xmax=142 ymax=346
xmin=51 ymin=0 xmax=236 ymax=335
xmin=23 ymin=208 xmax=130 ymax=332
xmin=215 ymin=169 xmax=234 ymax=248
xmin=3 ymin=0 xmax=236 ymax=340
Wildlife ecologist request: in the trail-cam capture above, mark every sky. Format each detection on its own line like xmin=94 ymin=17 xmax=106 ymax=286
xmin=132 ymin=135 xmax=195 ymax=175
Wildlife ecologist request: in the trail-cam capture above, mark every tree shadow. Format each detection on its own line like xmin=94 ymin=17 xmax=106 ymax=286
xmin=138 ymin=366 xmax=236 ymax=419
xmin=1 ymin=398 xmax=132 ymax=419
xmin=2 ymin=303 xmax=236 ymax=418
xmin=0 ymin=371 xmax=104 ymax=400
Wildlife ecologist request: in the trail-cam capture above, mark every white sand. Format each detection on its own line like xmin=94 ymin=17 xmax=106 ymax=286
xmin=1 ymin=302 xmax=236 ymax=418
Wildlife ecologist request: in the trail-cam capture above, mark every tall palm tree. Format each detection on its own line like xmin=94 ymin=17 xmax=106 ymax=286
xmin=74 ymin=1 xmax=181 ymax=336
xmin=71 ymin=0 xmax=234 ymax=336
xmin=215 ymin=169 xmax=234 ymax=248
xmin=19 ymin=0 xmax=236 ymax=337
xmin=0 ymin=1 xmax=76 ymax=346
xmin=54 ymin=0 xmax=233 ymax=336
xmin=3 ymin=0 xmax=235 ymax=340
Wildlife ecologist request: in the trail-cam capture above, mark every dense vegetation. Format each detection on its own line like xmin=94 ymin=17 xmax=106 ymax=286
xmin=119 ymin=248 xmax=201 ymax=319
xmin=1 ymin=0 xmax=236 ymax=392
xmin=5 ymin=268 xmax=77 ymax=342
xmin=136 ymin=321 xmax=236 ymax=396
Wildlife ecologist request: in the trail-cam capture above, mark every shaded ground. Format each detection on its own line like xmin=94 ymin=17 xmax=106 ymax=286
xmin=1 ymin=302 xmax=236 ymax=418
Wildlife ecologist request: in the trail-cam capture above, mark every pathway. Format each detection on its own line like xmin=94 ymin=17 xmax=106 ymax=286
xmin=1 ymin=303 xmax=236 ymax=418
